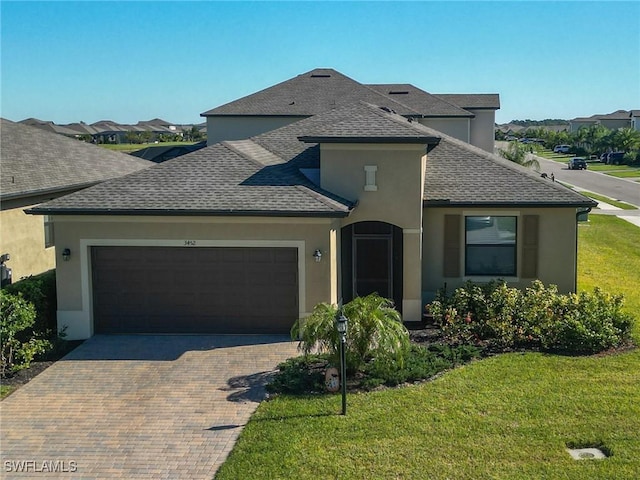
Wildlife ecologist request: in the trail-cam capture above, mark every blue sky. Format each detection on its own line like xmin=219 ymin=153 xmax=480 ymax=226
xmin=1 ymin=1 xmax=638 ymax=125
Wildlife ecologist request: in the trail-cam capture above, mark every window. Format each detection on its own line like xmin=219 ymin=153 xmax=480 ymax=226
xmin=465 ymin=216 xmax=516 ymax=276
xmin=44 ymin=215 xmax=54 ymax=248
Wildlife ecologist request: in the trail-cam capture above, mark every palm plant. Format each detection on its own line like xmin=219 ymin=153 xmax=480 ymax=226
xmin=499 ymin=141 xmax=540 ymax=170
xmin=291 ymin=293 xmax=410 ymax=373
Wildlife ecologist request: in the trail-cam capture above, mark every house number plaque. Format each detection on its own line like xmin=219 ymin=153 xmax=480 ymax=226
xmin=184 ymin=240 xmax=197 ymax=246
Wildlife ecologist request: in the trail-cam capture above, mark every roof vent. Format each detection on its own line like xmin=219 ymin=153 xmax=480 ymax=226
xmin=380 ymin=106 xmax=397 ymax=114
xmin=389 ymin=91 xmax=409 ymax=95
xmin=310 ymin=74 xmax=331 ymax=78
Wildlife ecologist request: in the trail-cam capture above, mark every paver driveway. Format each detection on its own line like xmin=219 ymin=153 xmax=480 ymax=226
xmin=1 ymin=335 xmax=299 ymax=479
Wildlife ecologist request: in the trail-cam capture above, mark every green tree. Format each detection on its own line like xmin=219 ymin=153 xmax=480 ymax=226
xmin=612 ymin=128 xmax=640 ymax=152
xmin=499 ymin=141 xmax=540 ymax=170
xmin=291 ymin=293 xmax=410 ymax=373
xmin=584 ymin=125 xmax=609 ymax=155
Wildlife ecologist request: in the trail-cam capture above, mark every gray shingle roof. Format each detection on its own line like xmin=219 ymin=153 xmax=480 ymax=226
xmin=366 ymin=84 xmax=473 ymax=117
xmin=295 ymin=102 xmax=441 ymax=143
xmin=424 ymin=133 xmax=595 ymax=207
xmin=202 ymin=68 xmax=430 ymax=117
xmin=1 ymin=118 xmax=153 ymax=200
xmin=30 ymin=102 xmax=592 ymax=217
xmin=29 ymin=142 xmax=353 ymax=217
xmin=434 ymin=94 xmax=500 ymax=110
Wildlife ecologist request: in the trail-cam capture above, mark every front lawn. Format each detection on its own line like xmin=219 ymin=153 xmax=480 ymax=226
xmin=215 ymin=215 xmax=640 ymax=479
xmin=581 ymin=192 xmax=637 ymax=210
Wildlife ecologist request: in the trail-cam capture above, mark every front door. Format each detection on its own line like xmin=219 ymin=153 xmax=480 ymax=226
xmin=353 ymin=236 xmax=392 ymax=298
xmin=341 ymin=222 xmax=403 ymax=311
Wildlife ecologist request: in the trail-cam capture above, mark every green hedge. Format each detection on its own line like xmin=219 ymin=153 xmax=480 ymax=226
xmin=5 ymin=270 xmax=57 ymax=333
xmin=428 ymin=280 xmax=635 ymax=355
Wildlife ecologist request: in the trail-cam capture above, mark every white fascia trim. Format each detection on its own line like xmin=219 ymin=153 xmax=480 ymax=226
xmin=78 ymin=238 xmax=307 ymax=331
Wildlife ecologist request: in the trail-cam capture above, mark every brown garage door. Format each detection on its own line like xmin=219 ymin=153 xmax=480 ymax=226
xmin=91 ymin=246 xmax=298 ymax=334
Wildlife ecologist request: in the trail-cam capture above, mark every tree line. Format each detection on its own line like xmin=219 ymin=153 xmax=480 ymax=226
xmin=497 ymin=125 xmax=640 ymax=165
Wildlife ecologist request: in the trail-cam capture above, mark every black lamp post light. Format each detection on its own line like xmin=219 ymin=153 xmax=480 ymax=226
xmin=336 ymin=309 xmax=348 ymax=415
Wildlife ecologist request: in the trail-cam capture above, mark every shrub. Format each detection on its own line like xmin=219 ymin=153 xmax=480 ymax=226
xmin=362 ymin=344 xmax=481 ymax=389
xmin=429 ymin=280 xmax=634 ymax=354
xmin=266 ymin=355 xmax=328 ymax=394
xmin=1 ymin=290 xmax=52 ymax=377
xmin=268 ymin=344 xmax=482 ymax=394
xmin=5 ymin=270 xmax=57 ymax=333
xmin=291 ymin=293 xmax=410 ymax=373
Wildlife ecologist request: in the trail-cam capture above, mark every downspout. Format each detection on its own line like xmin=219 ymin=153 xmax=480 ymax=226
xmin=575 ymin=207 xmax=592 ymax=293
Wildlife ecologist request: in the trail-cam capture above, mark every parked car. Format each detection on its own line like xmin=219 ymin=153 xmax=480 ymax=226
xmin=553 ymin=145 xmax=571 ymax=154
xmin=599 ymin=152 xmax=609 ymax=163
xmin=568 ymin=157 xmax=587 ymax=170
xmin=606 ymin=152 xmax=625 ymax=165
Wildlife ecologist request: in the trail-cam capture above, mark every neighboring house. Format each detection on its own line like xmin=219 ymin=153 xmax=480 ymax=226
xmin=569 ymin=110 xmax=631 ymax=132
xmin=0 ymin=119 xmax=153 ymax=281
xmin=630 ymin=110 xmax=640 ymax=131
xmin=29 ymin=102 xmax=595 ymax=340
xmin=202 ymin=68 xmax=500 ymax=153
xmin=129 ymin=141 xmax=207 ymax=163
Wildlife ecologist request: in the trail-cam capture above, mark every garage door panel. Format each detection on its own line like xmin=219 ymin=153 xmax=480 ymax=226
xmin=92 ymin=246 xmax=298 ymax=334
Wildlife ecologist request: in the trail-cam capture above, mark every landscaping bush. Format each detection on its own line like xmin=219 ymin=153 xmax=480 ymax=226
xmin=361 ymin=343 xmax=481 ymax=390
xmin=266 ymin=354 xmax=328 ymax=394
xmin=429 ymin=280 xmax=634 ymax=354
xmin=268 ymin=344 xmax=481 ymax=394
xmin=1 ymin=290 xmax=52 ymax=377
xmin=5 ymin=270 xmax=57 ymax=333
xmin=291 ymin=293 xmax=410 ymax=373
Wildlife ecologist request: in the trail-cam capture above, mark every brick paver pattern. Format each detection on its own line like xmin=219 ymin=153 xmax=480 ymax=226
xmin=0 ymin=335 xmax=299 ymax=479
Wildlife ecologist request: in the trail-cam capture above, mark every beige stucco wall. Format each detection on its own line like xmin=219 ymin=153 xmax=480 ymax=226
xmin=422 ymin=206 xmax=578 ymax=305
xmin=52 ymin=216 xmax=339 ymax=339
xmin=206 ymin=116 xmax=305 ymax=145
xmin=0 ymin=204 xmax=55 ymax=281
xmin=321 ymin=143 xmax=428 ymax=320
xmin=467 ymin=109 xmax=496 ymax=152
xmin=418 ymin=118 xmax=470 ymax=144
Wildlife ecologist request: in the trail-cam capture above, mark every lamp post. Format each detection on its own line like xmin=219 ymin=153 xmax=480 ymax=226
xmin=336 ymin=310 xmax=348 ymax=415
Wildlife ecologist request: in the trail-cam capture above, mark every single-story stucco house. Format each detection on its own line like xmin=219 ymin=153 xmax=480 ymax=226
xmin=29 ymin=93 xmax=596 ymax=339
xmin=0 ymin=118 xmax=153 ymax=282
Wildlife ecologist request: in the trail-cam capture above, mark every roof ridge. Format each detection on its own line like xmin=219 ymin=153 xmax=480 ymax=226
xmin=221 ymin=140 xmax=285 ymax=167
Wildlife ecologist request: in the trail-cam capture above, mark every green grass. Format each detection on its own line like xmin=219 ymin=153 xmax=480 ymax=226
xmin=586 ymin=164 xmax=636 ymax=172
xmin=606 ymin=170 xmax=640 ymax=179
xmin=0 ymin=385 xmax=15 ymax=399
xmin=578 ymin=215 xmax=640 ymax=331
xmin=216 ymin=215 xmax=640 ymax=480
xmin=581 ymin=192 xmax=637 ymax=210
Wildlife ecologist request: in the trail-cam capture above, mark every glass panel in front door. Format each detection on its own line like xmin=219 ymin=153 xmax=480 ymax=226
xmin=354 ymin=237 xmax=391 ymax=298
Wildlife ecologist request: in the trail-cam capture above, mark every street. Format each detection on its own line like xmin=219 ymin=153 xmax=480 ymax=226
xmin=495 ymin=142 xmax=640 ymax=207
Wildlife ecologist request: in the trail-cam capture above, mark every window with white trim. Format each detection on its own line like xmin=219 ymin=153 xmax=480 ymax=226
xmin=465 ymin=216 xmax=516 ymax=276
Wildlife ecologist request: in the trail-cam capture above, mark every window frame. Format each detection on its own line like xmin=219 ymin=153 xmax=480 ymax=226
xmin=44 ymin=215 xmax=55 ymax=248
xmin=464 ymin=215 xmax=517 ymax=277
